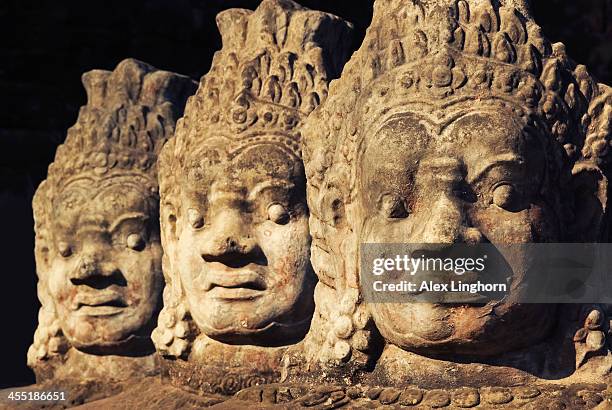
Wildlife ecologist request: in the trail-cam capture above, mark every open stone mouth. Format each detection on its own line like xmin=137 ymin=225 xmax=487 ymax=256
xmin=78 ymin=299 xmax=127 ymax=309
xmin=73 ymin=296 xmax=128 ymax=317
xmin=389 ymin=267 xmax=511 ymax=305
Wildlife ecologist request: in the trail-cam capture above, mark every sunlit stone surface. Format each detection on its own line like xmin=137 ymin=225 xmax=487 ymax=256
xmin=151 ymin=0 xmax=353 ymax=397
xmin=295 ymin=0 xmax=612 ymax=394
xmin=28 ymin=59 xmax=196 ymax=383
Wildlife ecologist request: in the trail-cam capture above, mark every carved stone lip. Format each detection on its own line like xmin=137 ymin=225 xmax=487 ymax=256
xmin=75 ymin=305 xmax=125 ymax=317
xmin=402 ymin=270 xmax=498 ymax=303
xmin=72 ymin=290 xmax=127 ymax=315
xmin=202 ymin=269 xmax=267 ymax=300
xmin=207 ymin=287 xmax=265 ymax=301
xmin=442 ymin=293 xmax=491 ymax=304
xmin=409 ymin=270 xmax=481 ymax=286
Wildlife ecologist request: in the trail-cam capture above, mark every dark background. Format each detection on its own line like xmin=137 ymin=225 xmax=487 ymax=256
xmin=0 ymin=0 xmax=610 ymax=388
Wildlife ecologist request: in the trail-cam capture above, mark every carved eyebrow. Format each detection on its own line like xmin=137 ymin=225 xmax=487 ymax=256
xmin=247 ymin=180 xmax=295 ymax=202
xmin=467 ymin=154 xmax=524 ymax=184
xmin=109 ymin=212 xmax=149 ymax=233
xmin=75 ymin=214 xmax=107 ymax=232
xmin=419 ymin=158 xmax=464 ymax=182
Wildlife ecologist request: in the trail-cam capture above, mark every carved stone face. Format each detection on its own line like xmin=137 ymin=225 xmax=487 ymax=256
xmin=173 ymin=143 xmax=314 ymax=344
xmin=46 ymin=178 xmax=163 ymax=352
xmin=358 ymin=108 xmax=563 ymax=355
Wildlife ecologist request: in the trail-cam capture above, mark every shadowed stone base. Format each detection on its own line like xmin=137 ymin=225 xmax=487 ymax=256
xmin=5 ymin=379 xmax=608 ymax=409
xmin=0 ymin=378 xmax=149 ymax=409
xmin=219 ymin=383 xmax=612 ymax=409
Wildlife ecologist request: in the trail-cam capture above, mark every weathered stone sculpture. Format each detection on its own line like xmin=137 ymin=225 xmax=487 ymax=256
xmin=28 ymin=58 xmax=196 ymax=384
xmin=10 ymin=0 xmax=611 ymax=408
xmin=152 ymin=0 xmax=352 ymax=396
xmin=295 ymin=0 xmax=612 ymax=396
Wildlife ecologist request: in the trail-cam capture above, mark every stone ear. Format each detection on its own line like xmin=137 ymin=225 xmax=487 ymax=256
xmin=318 ymin=185 xmax=345 ymax=228
xmin=569 ymin=162 xmax=608 ymax=241
xmin=161 ymin=201 xmax=178 ymax=244
xmin=32 ymin=182 xmax=52 ymax=275
xmin=34 ymin=235 xmax=51 ymax=275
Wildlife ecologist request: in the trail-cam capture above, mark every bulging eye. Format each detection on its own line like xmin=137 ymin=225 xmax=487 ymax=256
xmin=126 ymin=233 xmax=145 ymax=251
xmin=381 ymin=194 xmax=409 ymax=219
xmin=187 ymin=208 xmax=204 ymax=229
xmin=58 ymin=242 xmax=72 ymax=258
xmin=268 ymin=203 xmax=289 ymax=225
xmin=492 ymin=184 xmax=521 ymax=211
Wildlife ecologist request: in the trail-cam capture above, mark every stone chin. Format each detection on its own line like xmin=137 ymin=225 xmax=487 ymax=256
xmin=187 ymin=281 xmax=315 ymax=346
xmin=368 ymin=301 xmax=558 ymax=357
xmin=66 ymin=331 xmax=146 ymax=355
xmin=60 ymin=302 xmax=160 ymax=354
xmin=198 ymin=318 xmax=312 ymax=346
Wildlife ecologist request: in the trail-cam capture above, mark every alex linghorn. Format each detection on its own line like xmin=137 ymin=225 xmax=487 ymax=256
xmin=372 ymin=280 xmax=507 ymax=294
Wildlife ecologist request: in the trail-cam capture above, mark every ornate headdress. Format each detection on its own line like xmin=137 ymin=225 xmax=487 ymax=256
xmin=300 ymin=0 xmax=612 ymax=368
xmin=154 ymin=0 xmax=353 ymax=359
xmin=159 ymin=0 xmax=352 ymax=194
xmin=44 ymin=59 xmax=196 ymax=192
xmin=305 ymin=0 xmax=611 ymax=197
xmin=29 ymin=58 xmax=196 ymax=375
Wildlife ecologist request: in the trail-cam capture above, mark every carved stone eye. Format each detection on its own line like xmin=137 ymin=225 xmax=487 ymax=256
xmin=454 ymin=184 xmax=477 ymax=203
xmin=492 ymin=184 xmax=520 ymax=211
xmin=127 ymin=233 xmax=145 ymax=251
xmin=58 ymin=242 xmax=72 ymax=258
xmin=268 ymin=203 xmax=289 ymax=225
xmin=381 ymin=195 xmax=409 ymax=219
xmin=187 ymin=208 xmax=204 ymax=229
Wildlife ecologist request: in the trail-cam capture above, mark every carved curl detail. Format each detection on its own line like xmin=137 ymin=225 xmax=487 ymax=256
xmin=151 ymin=252 xmax=194 ymax=359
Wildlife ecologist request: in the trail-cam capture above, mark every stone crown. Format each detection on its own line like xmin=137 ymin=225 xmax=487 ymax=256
xmin=46 ymin=58 xmax=196 ymax=190
xmin=169 ymin=0 xmax=353 ymax=162
xmin=302 ymin=0 xmax=612 ymax=201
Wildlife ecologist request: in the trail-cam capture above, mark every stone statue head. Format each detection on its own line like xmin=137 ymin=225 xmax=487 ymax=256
xmin=300 ymin=0 xmax=611 ymax=384
xmin=153 ymin=0 xmax=352 ymax=361
xmin=28 ymin=59 xmax=196 ymax=380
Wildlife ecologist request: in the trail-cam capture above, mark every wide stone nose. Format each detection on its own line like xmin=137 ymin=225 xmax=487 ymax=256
xmin=77 ymin=254 xmax=98 ymax=279
xmin=199 ymin=209 xmax=265 ymax=267
xmin=413 ymin=194 xmax=463 ymax=244
xmin=70 ymin=246 xmax=118 ymax=281
xmin=409 ymin=192 xmax=484 ymax=249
